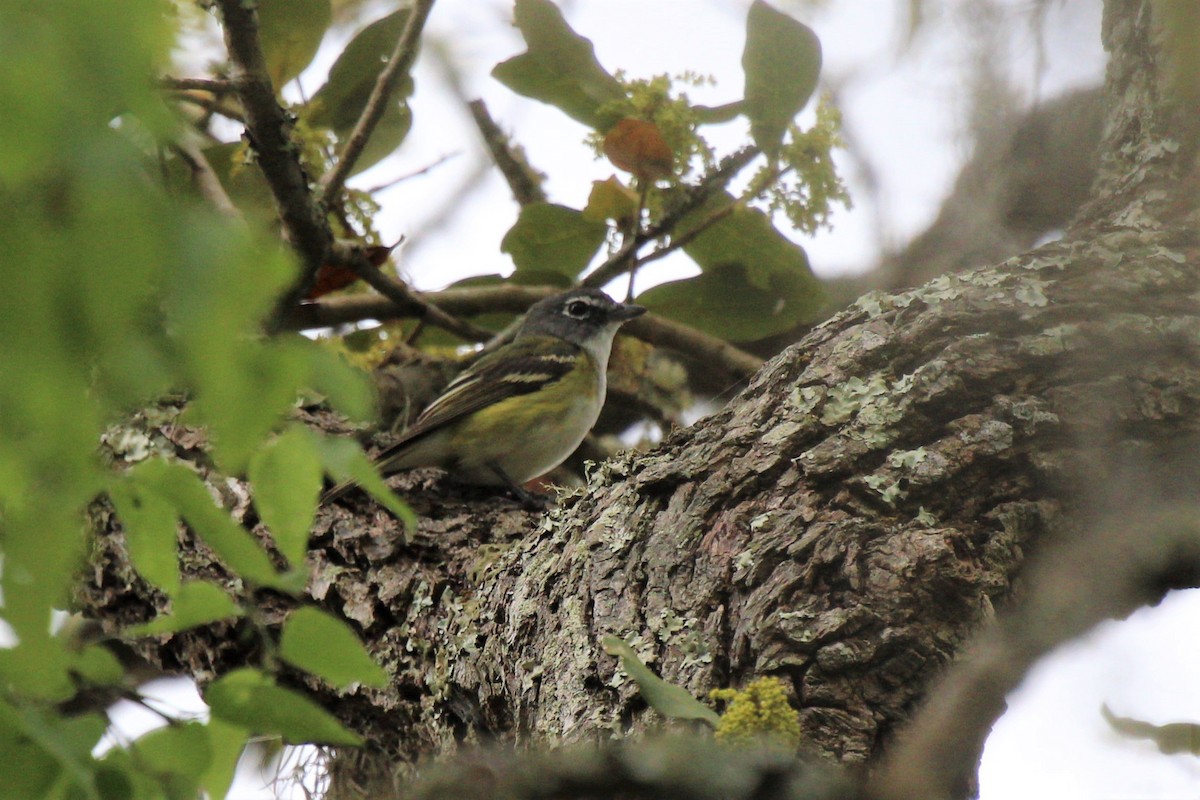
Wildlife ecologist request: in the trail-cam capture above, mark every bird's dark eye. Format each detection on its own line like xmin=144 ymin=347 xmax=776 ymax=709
xmin=565 ymin=300 xmax=591 ymax=318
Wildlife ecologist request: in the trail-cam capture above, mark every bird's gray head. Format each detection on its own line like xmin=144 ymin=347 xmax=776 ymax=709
xmin=517 ymin=288 xmax=646 ymax=350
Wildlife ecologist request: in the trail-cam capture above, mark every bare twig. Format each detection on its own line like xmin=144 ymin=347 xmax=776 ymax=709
xmin=582 ymin=146 xmax=760 ymax=289
xmin=366 ymin=151 xmax=460 ymax=194
xmin=215 ymin=0 xmax=333 ymax=300
xmin=170 ymin=139 xmax=241 ymax=218
xmin=327 ymin=242 xmax=495 ymax=342
xmin=169 ymin=92 xmax=246 ymax=123
xmin=160 ymin=76 xmax=236 ymax=94
xmin=468 ymin=99 xmax=547 ymax=206
xmin=317 ymin=0 xmax=437 ymax=203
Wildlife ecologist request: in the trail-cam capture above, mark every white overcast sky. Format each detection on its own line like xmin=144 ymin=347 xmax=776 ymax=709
xmin=136 ymin=2 xmax=1200 ymax=797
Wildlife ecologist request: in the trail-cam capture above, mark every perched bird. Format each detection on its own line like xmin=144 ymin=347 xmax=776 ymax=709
xmin=323 ymin=288 xmax=646 ymax=505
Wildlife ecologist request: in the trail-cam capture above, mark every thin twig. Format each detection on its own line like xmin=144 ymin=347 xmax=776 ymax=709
xmin=317 ymin=0 xmax=437 ymax=203
xmin=366 ymin=151 xmax=460 ymax=194
xmin=468 ymin=99 xmax=547 ymax=206
xmin=170 ymin=140 xmax=242 ymax=218
xmin=582 ymin=146 xmax=760 ymax=289
xmin=169 ymin=92 xmax=246 ymax=123
xmin=328 ymin=242 xmax=495 ymax=342
xmin=160 ymin=76 xmax=236 ymax=94
xmin=215 ymin=0 xmax=333 ymax=301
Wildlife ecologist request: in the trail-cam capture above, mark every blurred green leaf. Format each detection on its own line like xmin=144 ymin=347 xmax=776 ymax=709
xmin=128 ymin=581 xmax=242 ymax=637
xmin=129 ymin=460 xmax=284 ymax=589
xmin=249 ymin=426 xmax=323 ymax=570
xmin=258 ymin=0 xmax=332 ymax=87
xmin=501 ymin=202 xmax=607 ymax=281
xmin=109 ymin=477 xmax=181 ymax=595
xmin=0 ymin=698 xmax=68 ymax=798
xmin=601 ymin=636 xmax=719 ymax=726
xmin=280 ymin=607 xmax=389 ymax=688
xmin=303 ymin=341 xmax=376 ymax=422
xmin=492 ymin=0 xmax=624 ymax=128
xmin=207 ymin=668 xmax=364 ymax=746
xmin=71 ymin=645 xmax=125 ymax=688
xmin=198 ymin=718 xmax=249 ymax=800
xmin=742 ymin=1 xmax=821 ymax=157
xmin=314 ymin=434 xmax=417 ymax=530
xmin=130 ymin=722 xmax=212 ymax=796
xmin=0 ymin=699 xmax=108 ymax=800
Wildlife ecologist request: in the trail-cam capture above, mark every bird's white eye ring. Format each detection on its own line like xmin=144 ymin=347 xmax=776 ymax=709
xmin=565 ymin=300 xmax=591 ymax=318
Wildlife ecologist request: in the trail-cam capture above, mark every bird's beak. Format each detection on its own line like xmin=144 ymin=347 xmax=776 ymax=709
xmin=613 ymin=302 xmax=647 ymax=321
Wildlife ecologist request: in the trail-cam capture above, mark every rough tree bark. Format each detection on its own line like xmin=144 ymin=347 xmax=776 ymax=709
xmin=80 ymin=0 xmax=1199 ymax=796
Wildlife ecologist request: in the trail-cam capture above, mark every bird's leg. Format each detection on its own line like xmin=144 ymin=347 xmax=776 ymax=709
xmin=486 ymin=462 xmax=552 ymax=510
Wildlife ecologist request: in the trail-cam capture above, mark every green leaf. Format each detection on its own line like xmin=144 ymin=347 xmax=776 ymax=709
xmin=309 ymin=9 xmax=415 ymax=171
xmin=248 ymin=426 xmax=322 ymax=570
xmin=0 ymin=698 xmax=68 ymax=799
xmin=639 ymin=193 xmax=823 ymax=341
xmin=303 ymin=341 xmax=375 ymax=422
xmin=491 ymin=0 xmax=624 ymax=128
xmin=0 ymin=699 xmax=107 ymax=800
xmin=129 ymin=460 xmax=284 ymax=589
xmin=128 ymin=581 xmax=242 ymax=637
xmin=108 ymin=478 xmax=181 ymax=595
xmin=501 ymin=203 xmax=607 ymax=281
xmin=206 ymin=668 xmax=363 ymax=746
xmin=314 ymin=434 xmax=417 ymax=530
xmin=130 ymin=722 xmax=212 ymax=794
xmin=638 ymin=262 xmax=820 ymax=342
xmin=198 ymin=718 xmax=249 ymax=800
xmin=742 ymin=1 xmax=822 ymax=157
xmin=279 ymin=607 xmax=389 ymax=688
xmin=601 ymin=636 xmax=719 ymax=726
xmin=71 ymin=645 xmax=125 ymax=687
xmin=258 ymin=0 xmax=331 ymax=87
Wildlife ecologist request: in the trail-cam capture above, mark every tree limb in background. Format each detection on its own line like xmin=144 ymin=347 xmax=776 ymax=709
xmin=283 ymin=283 xmax=764 ymax=382
xmin=871 ymin=505 xmax=1200 ymax=800
xmin=316 ymin=0 xmax=437 ymax=203
xmin=469 ymin=98 xmax=547 ymax=207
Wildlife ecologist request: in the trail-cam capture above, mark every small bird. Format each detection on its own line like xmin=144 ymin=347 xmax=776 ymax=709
xmin=323 ymin=288 xmax=646 ymax=505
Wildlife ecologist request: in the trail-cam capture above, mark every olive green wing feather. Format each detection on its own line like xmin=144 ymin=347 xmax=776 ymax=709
xmin=322 ymin=337 xmax=580 ymax=502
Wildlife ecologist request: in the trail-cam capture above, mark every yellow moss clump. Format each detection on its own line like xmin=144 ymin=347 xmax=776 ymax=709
xmin=709 ymin=676 xmax=801 ymax=748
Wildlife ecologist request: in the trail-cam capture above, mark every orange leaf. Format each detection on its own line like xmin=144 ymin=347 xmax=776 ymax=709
xmin=602 ymin=118 xmax=674 ymax=182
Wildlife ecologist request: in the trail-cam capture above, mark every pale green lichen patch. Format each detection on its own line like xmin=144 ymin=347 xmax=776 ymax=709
xmin=1014 ymin=279 xmax=1051 ymax=307
xmin=862 ymin=473 xmax=905 ymax=505
xmin=790 ymin=385 xmax=825 ymax=414
xmin=820 ymin=374 xmax=890 ymax=425
xmin=887 ymin=447 xmax=928 ymax=470
xmin=915 ymin=507 xmax=938 ymax=527
xmin=749 ymin=513 xmax=771 ymax=532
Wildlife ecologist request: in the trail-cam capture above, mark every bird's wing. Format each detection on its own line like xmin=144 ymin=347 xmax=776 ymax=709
xmin=322 ymin=337 xmax=581 ymax=503
xmin=397 ymin=335 xmax=582 ymax=442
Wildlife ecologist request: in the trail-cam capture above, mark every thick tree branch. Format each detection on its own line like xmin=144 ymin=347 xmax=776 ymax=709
xmin=872 ymin=507 xmax=1200 ymax=800
xmin=316 ymin=0 xmax=437 ymax=203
